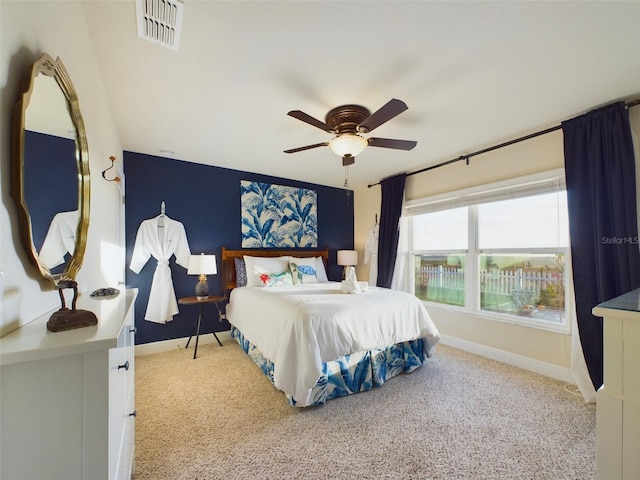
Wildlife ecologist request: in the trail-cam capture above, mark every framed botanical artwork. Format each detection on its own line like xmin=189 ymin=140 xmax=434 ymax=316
xmin=241 ymin=180 xmax=318 ymax=248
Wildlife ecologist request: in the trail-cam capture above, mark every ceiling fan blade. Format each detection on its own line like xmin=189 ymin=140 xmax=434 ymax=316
xmin=342 ymin=154 xmax=355 ymax=166
xmin=357 ymin=98 xmax=408 ymax=133
xmin=287 ymin=110 xmax=332 ymax=132
xmin=368 ymin=137 xmax=417 ymax=150
xmin=284 ymin=142 xmax=328 ymax=154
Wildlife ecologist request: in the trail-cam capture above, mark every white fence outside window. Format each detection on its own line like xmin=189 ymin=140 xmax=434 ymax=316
xmin=416 ymin=266 xmax=561 ymax=299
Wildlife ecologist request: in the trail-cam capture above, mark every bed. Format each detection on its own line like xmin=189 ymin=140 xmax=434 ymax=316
xmin=221 ymin=247 xmax=440 ymax=407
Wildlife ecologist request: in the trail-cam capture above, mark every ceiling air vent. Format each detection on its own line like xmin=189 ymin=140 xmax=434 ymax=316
xmin=135 ymin=0 xmax=184 ymax=51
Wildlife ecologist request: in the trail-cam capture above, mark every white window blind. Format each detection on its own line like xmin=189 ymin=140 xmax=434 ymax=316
xmin=404 ymin=169 xmax=566 ymax=217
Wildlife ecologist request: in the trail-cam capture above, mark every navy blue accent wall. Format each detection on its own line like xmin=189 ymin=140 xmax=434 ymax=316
xmin=24 ymin=131 xmax=77 ymax=247
xmin=124 ymin=151 xmax=354 ymax=345
xmin=24 ymin=131 xmax=77 ymax=273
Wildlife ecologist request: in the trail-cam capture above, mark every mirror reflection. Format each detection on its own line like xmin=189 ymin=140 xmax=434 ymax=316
xmin=24 ymin=73 xmax=79 ymax=273
xmin=12 ymin=53 xmax=90 ymax=285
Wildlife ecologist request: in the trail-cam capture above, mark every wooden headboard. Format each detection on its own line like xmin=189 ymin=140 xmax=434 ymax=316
xmin=221 ymin=246 xmax=330 ymax=294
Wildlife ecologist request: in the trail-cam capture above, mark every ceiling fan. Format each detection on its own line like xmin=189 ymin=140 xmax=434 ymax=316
xmin=284 ymin=98 xmax=417 ymax=166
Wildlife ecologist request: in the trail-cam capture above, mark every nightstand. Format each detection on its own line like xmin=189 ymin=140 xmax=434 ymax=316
xmin=178 ymin=295 xmax=227 ymax=359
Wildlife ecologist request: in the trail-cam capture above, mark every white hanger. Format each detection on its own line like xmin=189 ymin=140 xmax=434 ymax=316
xmin=158 ymin=201 xmax=166 ymax=227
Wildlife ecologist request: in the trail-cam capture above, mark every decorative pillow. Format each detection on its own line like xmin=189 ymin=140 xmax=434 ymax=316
xmin=314 ymin=257 xmax=329 ymax=283
xmin=234 ymin=258 xmax=247 ymax=287
xmin=243 ymin=255 xmax=290 ymax=287
xmin=259 ymin=271 xmax=294 ymax=287
xmin=289 ymin=257 xmax=319 ymax=285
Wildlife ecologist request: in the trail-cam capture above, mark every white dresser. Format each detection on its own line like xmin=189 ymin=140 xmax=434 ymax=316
xmin=0 ymin=288 xmax=137 ymax=480
xmin=593 ymin=288 xmax=640 ymax=480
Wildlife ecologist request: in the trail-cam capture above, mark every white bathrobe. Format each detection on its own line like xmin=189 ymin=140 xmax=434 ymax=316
xmin=39 ymin=210 xmax=79 ymax=269
xmin=130 ymin=215 xmax=191 ymax=323
xmin=364 ymin=223 xmax=379 ymax=285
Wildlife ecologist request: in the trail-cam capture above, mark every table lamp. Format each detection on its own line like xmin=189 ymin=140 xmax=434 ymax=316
xmin=187 ymin=253 xmax=217 ymax=299
xmin=337 ymin=250 xmax=358 ymax=279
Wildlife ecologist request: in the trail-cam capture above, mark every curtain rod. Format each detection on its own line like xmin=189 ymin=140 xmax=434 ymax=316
xmin=368 ymin=98 xmax=640 ymax=188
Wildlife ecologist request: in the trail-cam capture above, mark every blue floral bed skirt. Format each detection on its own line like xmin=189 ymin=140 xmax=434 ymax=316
xmin=231 ymin=326 xmax=427 ymax=407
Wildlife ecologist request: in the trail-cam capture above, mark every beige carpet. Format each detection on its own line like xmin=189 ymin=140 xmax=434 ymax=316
xmin=134 ymin=340 xmax=595 ymax=480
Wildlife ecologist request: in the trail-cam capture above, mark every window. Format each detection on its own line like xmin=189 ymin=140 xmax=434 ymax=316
xmin=406 ymin=171 xmax=569 ymax=330
xmin=412 ymin=207 xmax=467 ymax=307
xmin=478 ymin=252 xmax=566 ymax=322
xmin=477 ymin=193 xmax=568 ymax=249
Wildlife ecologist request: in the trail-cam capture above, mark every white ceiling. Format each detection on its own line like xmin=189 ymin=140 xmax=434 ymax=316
xmin=82 ymin=1 xmax=640 ymax=190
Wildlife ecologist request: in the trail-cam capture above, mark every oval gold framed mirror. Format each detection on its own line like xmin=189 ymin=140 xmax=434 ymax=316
xmin=11 ymin=53 xmax=90 ymax=286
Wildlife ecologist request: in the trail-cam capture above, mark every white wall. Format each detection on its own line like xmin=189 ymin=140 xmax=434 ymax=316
xmin=1 ymin=1 xmax=125 ymax=336
xmin=354 ymin=100 xmax=640 ymax=376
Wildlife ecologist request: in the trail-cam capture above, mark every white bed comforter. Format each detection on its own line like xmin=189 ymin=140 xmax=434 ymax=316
xmin=226 ymin=282 xmax=440 ymax=405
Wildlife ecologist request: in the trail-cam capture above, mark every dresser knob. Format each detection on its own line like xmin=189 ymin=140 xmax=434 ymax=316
xmin=129 ymin=410 xmax=137 ymax=418
xmin=129 ymin=327 xmax=137 ymax=334
xmin=118 ymin=361 xmax=129 ymax=371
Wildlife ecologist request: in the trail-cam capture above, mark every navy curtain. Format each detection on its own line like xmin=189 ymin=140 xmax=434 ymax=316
xmin=562 ymin=101 xmax=640 ymax=390
xmin=377 ymin=173 xmax=407 ymax=288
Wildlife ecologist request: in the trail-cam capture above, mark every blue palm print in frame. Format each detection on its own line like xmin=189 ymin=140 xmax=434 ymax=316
xmin=241 ymin=180 xmax=318 ymax=247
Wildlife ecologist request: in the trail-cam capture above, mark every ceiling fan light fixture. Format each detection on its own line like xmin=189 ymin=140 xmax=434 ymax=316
xmin=328 ymin=134 xmax=368 ymax=158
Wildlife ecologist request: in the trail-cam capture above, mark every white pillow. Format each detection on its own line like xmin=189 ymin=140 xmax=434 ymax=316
xmin=314 ymin=257 xmax=329 ymax=283
xmin=288 ymin=256 xmax=328 ymax=282
xmin=289 ymin=257 xmax=319 ymax=285
xmin=243 ymin=255 xmax=290 ymax=287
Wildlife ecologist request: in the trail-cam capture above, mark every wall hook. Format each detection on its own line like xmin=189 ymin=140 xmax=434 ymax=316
xmin=102 ymin=155 xmax=121 ymax=182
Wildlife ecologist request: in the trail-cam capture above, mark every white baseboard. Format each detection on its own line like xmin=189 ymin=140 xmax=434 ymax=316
xmin=439 ymin=334 xmax=574 ymax=384
xmin=135 ymin=330 xmax=233 ymax=356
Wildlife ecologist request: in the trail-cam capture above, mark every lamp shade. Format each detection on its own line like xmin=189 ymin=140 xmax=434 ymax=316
xmin=187 ymin=254 xmax=217 ymax=275
xmin=337 ymin=250 xmax=358 ymax=266
xmin=328 ymin=134 xmax=368 ymax=158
